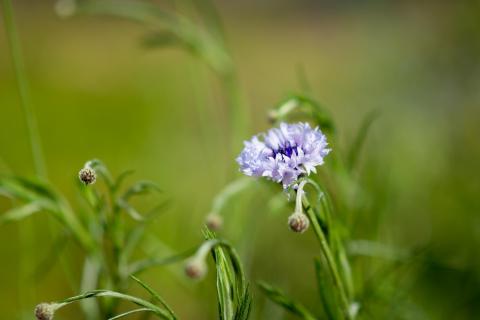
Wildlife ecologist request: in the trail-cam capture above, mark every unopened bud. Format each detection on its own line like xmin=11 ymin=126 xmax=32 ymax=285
xmin=205 ymin=213 xmax=223 ymax=231
xmin=79 ymin=167 xmax=96 ymax=185
xmin=184 ymin=258 xmax=207 ymax=279
xmin=288 ymin=212 xmax=309 ymax=233
xmin=35 ymin=303 xmax=56 ymax=320
xmin=267 ymin=110 xmax=278 ymax=123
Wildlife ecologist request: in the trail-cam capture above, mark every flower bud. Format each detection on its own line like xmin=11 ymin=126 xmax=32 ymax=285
xmin=288 ymin=212 xmax=309 ymax=233
xmin=184 ymin=258 xmax=207 ymax=280
xmin=205 ymin=213 xmax=223 ymax=231
xmin=267 ymin=110 xmax=278 ymax=123
xmin=35 ymin=303 xmax=56 ymax=320
xmin=78 ymin=167 xmax=96 ymax=185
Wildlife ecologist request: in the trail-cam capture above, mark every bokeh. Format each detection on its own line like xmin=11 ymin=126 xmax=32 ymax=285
xmin=1 ymin=0 xmax=479 ymax=319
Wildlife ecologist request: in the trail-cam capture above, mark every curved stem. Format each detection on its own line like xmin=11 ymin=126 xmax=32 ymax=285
xmin=57 ymin=290 xmax=173 ymax=320
xmin=303 ymin=196 xmax=352 ymax=320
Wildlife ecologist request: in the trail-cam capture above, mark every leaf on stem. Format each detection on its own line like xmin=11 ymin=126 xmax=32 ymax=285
xmin=346 ymin=110 xmax=379 ymax=172
xmin=130 ymin=275 xmax=177 ymax=319
xmin=257 ymin=281 xmax=317 ymax=320
xmin=314 ymin=257 xmax=343 ymax=320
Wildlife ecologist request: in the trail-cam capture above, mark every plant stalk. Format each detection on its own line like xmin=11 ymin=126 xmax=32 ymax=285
xmin=2 ymin=0 xmax=47 ymax=178
xmin=303 ymin=197 xmax=352 ymax=320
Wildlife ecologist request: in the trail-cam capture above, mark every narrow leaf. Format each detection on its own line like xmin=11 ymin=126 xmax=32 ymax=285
xmin=122 ymin=181 xmax=161 ymax=200
xmin=108 ymin=308 xmax=151 ymax=320
xmin=113 ymin=169 xmax=135 ymax=192
xmin=314 ymin=257 xmax=342 ymax=320
xmin=346 ymin=110 xmax=379 ymax=171
xmin=130 ymin=275 xmax=177 ymax=319
xmin=257 ymin=281 xmax=317 ymax=320
xmin=116 ymin=199 xmax=144 ymax=221
xmin=0 ymin=201 xmax=44 ymax=224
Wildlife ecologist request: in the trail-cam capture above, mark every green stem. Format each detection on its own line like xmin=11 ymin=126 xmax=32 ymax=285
xmin=2 ymin=0 xmax=47 ymax=178
xmin=57 ymin=290 xmax=173 ymax=320
xmin=303 ymin=197 xmax=352 ymax=320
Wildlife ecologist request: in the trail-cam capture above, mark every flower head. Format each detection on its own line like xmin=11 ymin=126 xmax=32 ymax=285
xmin=237 ymin=122 xmax=330 ymax=188
xmin=78 ymin=167 xmax=96 ymax=185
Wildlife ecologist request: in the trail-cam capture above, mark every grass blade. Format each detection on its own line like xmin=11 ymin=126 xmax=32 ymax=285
xmin=346 ymin=110 xmax=379 ymax=171
xmin=314 ymin=257 xmax=342 ymax=320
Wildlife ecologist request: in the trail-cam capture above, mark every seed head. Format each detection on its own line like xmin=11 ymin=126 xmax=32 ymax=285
xmin=184 ymin=258 xmax=207 ymax=280
xmin=35 ymin=303 xmax=56 ymax=320
xmin=288 ymin=212 xmax=309 ymax=233
xmin=205 ymin=213 xmax=223 ymax=231
xmin=79 ymin=167 xmax=96 ymax=185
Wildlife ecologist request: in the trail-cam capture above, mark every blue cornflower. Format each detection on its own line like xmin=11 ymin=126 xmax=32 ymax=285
xmin=237 ymin=122 xmax=331 ymax=188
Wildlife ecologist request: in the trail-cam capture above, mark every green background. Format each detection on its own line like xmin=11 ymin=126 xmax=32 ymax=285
xmin=1 ymin=0 xmax=479 ymax=319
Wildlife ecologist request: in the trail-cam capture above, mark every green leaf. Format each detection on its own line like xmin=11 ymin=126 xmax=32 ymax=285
xmin=346 ymin=110 xmax=379 ymax=171
xmin=113 ymin=169 xmax=135 ymax=192
xmin=204 ymin=229 xmax=252 ymax=320
xmin=122 ymin=222 xmax=153 ymax=266
xmin=0 ymin=176 xmax=95 ymax=252
xmin=0 ymin=175 xmax=59 ymax=203
xmin=257 ymin=281 xmax=317 ymax=320
xmin=116 ymin=198 xmax=144 ymax=221
xmin=314 ymin=257 xmax=343 ymax=320
xmin=58 ymin=290 xmax=173 ymax=320
xmin=127 ymin=247 xmax=195 ymax=275
xmin=142 ymin=31 xmax=180 ymax=49
xmin=130 ymin=275 xmax=177 ymax=319
xmin=115 ymin=182 xmax=166 ymax=221
xmin=0 ymin=201 xmax=45 ymax=224
xmin=234 ymin=284 xmax=252 ymax=320
xmin=108 ymin=308 xmax=151 ymax=320
xmin=122 ymin=181 xmax=161 ymax=200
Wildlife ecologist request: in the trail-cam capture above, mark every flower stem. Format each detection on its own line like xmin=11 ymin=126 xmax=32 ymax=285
xmin=2 ymin=0 xmax=47 ymax=178
xmin=302 ymin=196 xmax=352 ymax=320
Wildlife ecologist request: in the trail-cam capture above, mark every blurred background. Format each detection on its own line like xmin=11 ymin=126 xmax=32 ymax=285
xmin=1 ymin=0 xmax=479 ymax=319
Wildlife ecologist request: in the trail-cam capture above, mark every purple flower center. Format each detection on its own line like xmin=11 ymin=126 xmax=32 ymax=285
xmin=273 ymin=143 xmax=297 ymax=158
xmin=237 ymin=122 xmax=331 ymax=188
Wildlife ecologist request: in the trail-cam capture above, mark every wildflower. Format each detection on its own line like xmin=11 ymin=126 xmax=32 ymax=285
xmin=78 ymin=167 xmax=96 ymax=185
xmin=287 ymin=180 xmax=309 ymax=233
xmin=205 ymin=213 xmax=223 ymax=231
xmin=35 ymin=303 xmax=57 ymax=320
xmin=237 ymin=123 xmax=330 ymax=188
